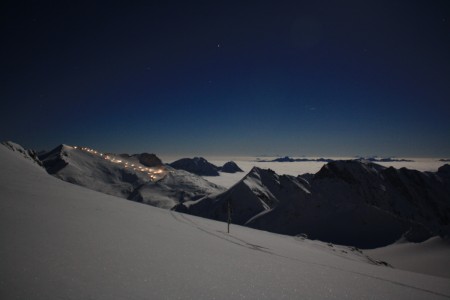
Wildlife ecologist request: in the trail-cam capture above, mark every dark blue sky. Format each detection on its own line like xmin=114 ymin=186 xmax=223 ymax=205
xmin=1 ymin=1 xmax=450 ymax=157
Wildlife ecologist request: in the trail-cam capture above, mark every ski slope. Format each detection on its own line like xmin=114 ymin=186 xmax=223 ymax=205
xmin=1 ymin=144 xmax=449 ymax=299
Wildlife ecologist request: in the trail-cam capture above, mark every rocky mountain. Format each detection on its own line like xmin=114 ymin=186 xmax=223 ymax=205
xmin=169 ymin=157 xmax=244 ymax=175
xmin=220 ymin=161 xmax=243 ymax=173
xmin=119 ymin=153 xmax=163 ymax=167
xmin=39 ymin=145 xmax=224 ymax=208
xmin=169 ymin=157 xmax=220 ymax=176
xmin=174 ymin=160 xmax=450 ymax=248
xmin=258 ymin=156 xmax=334 ymax=162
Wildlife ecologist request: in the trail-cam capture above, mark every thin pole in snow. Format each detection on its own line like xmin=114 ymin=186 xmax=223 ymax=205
xmin=227 ymin=199 xmax=231 ymax=233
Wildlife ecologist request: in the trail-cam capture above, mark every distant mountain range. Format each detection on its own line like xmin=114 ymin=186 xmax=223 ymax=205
xmin=356 ymin=157 xmax=414 ymax=162
xmin=4 ymin=141 xmax=449 ymax=248
xmin=257 ymin=156 xmax=334 ymax=162
xmin=257 ymin=156 xmax=414 ymax=163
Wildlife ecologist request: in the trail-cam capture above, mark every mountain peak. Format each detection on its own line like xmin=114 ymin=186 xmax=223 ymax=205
xmin=137 ymin=153 xmax=163 ymax=167
xmin=315 ymin=160 xmax=385 ymax=184
xmin=438 ymin=164 xmax=450 ymax=175
xmin=245 ymin=166 xmax=277 ymax=181
xmin=169 ymin=157 xmax=220 ymax=176
xmin=221 ymin=161 xmax=243 ymax=173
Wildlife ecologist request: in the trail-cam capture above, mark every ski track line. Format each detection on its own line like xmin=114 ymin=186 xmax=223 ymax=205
xmin=170 ymin=210 xmax=273 ymax=254
xmin=170 ymin=211 xmax=450 ymax=299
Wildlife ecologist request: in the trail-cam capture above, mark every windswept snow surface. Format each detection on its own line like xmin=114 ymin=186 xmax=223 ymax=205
xmin=366 ymin=237 xmax=450 ymax=278
xmin=1 ymin=144 xmax=450 ymax=299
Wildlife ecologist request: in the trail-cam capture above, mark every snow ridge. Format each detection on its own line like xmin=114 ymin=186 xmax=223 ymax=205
xmin=1 ymin=141 xmax=42 ymax=166
xmin=169 ymin=157 xmax=244 ymax=175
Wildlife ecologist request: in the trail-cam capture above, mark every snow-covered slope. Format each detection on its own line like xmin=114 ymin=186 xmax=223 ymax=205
xmin=1 ymin=143 xmax=450 ymax=299
xmin=2 ymin=141 xmax=42 ymax=166
xmin=175 ymin=161 xmax=450 ymax=248
xmin=366 ymin=237 xmax=450 ymax=278
xmin=128 ymin=168 xmax=225 ymax=209
xmin=39 ymin=145 xmax=224 ymax=208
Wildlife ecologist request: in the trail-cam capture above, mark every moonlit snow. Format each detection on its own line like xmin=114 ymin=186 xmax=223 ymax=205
xmin=1 ymin=144 xmax=450 ymax=299
xmin=37 ymin=144 xmax=224 ymax=209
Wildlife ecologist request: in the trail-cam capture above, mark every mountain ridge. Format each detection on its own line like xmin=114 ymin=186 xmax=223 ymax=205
xmin=175 ymin=160 xmax=450 ymax=248
xmin=169 ymin=157 xmax=243 ymax=175
xmin=5 ymin=141 xmax=449 ymax=248
xmin=38 ymin=144 xmax=224 ymax=209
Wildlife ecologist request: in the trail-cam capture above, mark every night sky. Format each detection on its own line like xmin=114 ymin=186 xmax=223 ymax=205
xmin=1 ymin=1 xmax=450 ymax=157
